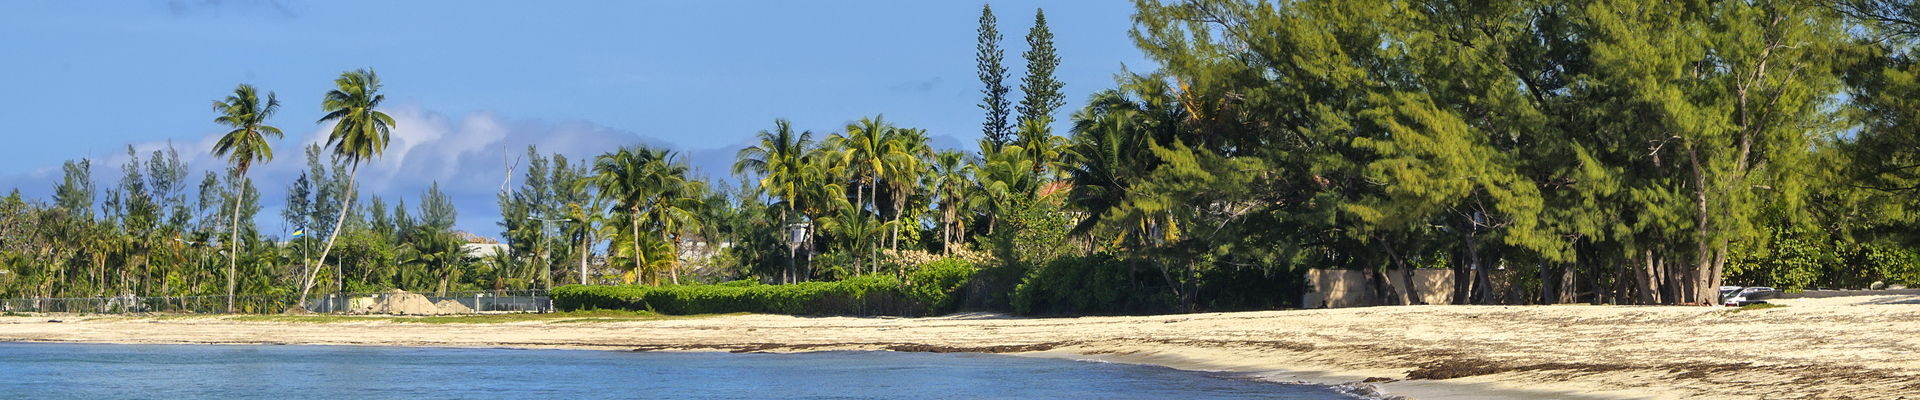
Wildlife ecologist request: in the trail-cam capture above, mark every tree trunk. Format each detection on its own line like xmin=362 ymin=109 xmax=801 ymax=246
xmin=804 ymin=223 xmax=815 ymax=282
xmin=854 ymin=183 xmax=865 ymax=275
xmin=1661 ymin=255 xmax=1676 ymax=303
xmin=1379 ymin=238 xmax=1416 ymax=306
xmin=1688 ymin=143 xmax=1712 ymax=305
xmin=1453 ymin=249 xmax=1470 ymax=305
xmin=1635 ymin=251 xmax=1654 ymax=305
xmin=1537 ymin=257 xmax=1552 ymax=305
xmin=1464 ymin=230 xmax=1486 ymax=305
xmin=299 ymin=162 xmax=360 ymax=309
xmin=940 ymin=202 xmax=953 ymax=255
xmin=1560 ymin=261 xmax=1580 ymax=304
xmin=1365 ymin=267 xmax=1387 ymax=307
xmin=580 ymin=228 xmax=593 ymax=286
xmin=1708 ymin=244 xmax=1727 ymax=304
xmin=227 ymin=175 xmax=245 ymax=313
xmin=1186 ymin=261 xmax=1198 ymax=312
xmin=1643 ymin=251 xmax=1658 ymax=303
xmin=1155 ymin=256 xmax=1181 ymax=301
xmin=632 ymin=207 xmax=645 ymax=286
xmin=891 ymin=189 xmax=905 ymax=255
xmin=783 ymin=207 xmax=794 ymax=285
xmin=663 ymin=229 xmax=678 ymax=286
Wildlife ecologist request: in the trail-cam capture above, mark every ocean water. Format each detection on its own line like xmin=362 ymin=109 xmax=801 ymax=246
xmin=0 ymin=342 xmax=1352 ymax=399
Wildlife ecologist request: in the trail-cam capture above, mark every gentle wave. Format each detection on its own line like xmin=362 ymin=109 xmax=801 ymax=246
xmin=0 ymin=343 xmax=1357 ymax=399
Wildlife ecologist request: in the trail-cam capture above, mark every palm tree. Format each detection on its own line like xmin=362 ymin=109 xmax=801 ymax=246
xmin=635 ymin=149 xmax=703 ymax=285
xmin=595 ymin=147 xmax=702 ymax=285
xmin=734 ymin=119 xmax=817 ymax=283
xmin=827 ymin=116 xmax=904 ymax=274
xmin=594 ymin=147 xmax=652 ymax=285
xmin=882 ymin=127 xmax=931 ymax=255
xmin=816 ymin=198 xmax=886 ymax=278
xmin=1016 ymin=115 xmax=1067 ymax=178
xmin=299 ymin=69 xmax=395 ymax=308
xmin=793 ymin=152 xmax=843 ymax=281
xmin=562 ymin=180 xmax=611 ymax=285
xmin=1064 ymin=88 xmax=1152 ymax=236
xmin=398 ymin=228 xmax=473 ymax=296
xmin=210 ymin=84 xmax=282 ymax=313
xmin=972 ymin=140 xmax=1039 ymax=236
xmin=928 ymin=150 xmax=972 ymax=255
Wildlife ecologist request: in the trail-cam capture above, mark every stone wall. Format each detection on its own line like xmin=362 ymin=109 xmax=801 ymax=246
xmin=1303 ymin=269 xmax=1456 ymax=308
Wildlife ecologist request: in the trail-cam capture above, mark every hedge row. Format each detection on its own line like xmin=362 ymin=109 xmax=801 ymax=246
xmin=553 ymin=260 xmax=978 ymax=316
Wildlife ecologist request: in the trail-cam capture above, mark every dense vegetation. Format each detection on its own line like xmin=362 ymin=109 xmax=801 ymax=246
xmin=9 ymin=1 xmax=1920 ymax=315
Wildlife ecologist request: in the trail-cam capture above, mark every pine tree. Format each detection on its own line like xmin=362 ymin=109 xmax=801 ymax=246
xmin=977 ymin=4 xmax=1013 ymax=150
xmin=1016 ymin=8 xmax=1063 ymax=139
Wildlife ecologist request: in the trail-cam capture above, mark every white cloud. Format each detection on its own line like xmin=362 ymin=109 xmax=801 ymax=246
xmin=2 ymin=106 xmax=696 ymax=237
xmin=0 ymin=105 xmax=978 ymax=238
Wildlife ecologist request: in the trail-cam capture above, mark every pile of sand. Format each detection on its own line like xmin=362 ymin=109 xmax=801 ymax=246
xmin=434 ymin=299 xmax=475 ymax=315
xmin=362 ymin=290 xmax=440 ymax=315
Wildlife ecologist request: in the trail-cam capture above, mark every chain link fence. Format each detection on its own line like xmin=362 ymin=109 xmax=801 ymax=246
xmin=1 ymin=290 xmax=551 ymax=314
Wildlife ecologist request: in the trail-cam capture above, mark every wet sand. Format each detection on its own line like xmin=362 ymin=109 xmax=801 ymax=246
xmin=3 ymin=294 xmax=1917 ymax=399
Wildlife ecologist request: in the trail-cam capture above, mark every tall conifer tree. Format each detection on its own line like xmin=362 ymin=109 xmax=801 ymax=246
xmin=977 ymin=4 xmax=1013 ymax=150
xmin=1017 ymin=8 xmax=1063 ymax=139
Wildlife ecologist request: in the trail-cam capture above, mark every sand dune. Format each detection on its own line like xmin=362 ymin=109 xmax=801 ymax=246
xmin=3 ymin=295 xmax=1917 ymax=399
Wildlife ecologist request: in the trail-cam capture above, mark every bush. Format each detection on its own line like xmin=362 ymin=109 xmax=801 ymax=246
xmin=716 ymin=280 xmax=758 ymax=287
xmin=1010 ymin=254 xmax=1175 ymax=315
xmin=907 ymin=258 xmax=976 ymax=315
xmin=1196 ymin=264 xmax=1307 ymax=311
xmin=808 ymin=252 xmax=855 ymax=282
xmin=555 ymin=275 xmax=938 ymax=316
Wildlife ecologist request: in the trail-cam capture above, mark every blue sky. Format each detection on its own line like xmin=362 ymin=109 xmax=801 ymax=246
xmin=0 ymin=0 xmax=1151 ymax=237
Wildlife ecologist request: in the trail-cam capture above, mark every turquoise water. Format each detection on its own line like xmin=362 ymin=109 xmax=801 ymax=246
xmin=0 ymin=342 xmax=1352 ymax=399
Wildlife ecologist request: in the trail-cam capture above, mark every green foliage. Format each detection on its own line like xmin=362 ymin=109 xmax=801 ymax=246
xmin=1010 ymin=254 xmax=1174 ymax=315
xmin=907 ymin=258 xmax=976 ymax=315
xmin=977 ymin=4 xmax=1014 ymax=149
xmin=807 ymin=252 xmax=856 ymax=282
xmin=1727 ymin=216 xmax=1920 ymax=292
xmin=16 ymin=0 xmax=1920 ymax=316
xmin=1854 ymin=244 xmax=1920 ymax=287
xmin=993 ymin=195 xmax=1073 ymax=270
xmin=1016 ymin=8 xmax=1063 ymax=135
xmin=1195 ymin=263 xmax=1307 ymax=311
xmin=552 ymin=276 xmax=922 ymax=316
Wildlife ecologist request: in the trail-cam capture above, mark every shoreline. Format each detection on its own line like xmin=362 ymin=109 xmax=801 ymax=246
xmin=5 ymin=295 xmax=1919 ymax=399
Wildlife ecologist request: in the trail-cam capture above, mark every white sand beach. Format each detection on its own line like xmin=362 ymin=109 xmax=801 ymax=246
xmin=3 ymin=295 xmax=1917 ymax=399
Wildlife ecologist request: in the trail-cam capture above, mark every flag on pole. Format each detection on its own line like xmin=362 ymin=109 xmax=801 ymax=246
xmin=291 ymin=229 xmax=305 ymax=239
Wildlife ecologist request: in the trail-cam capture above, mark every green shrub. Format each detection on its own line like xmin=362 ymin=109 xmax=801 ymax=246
xmin=808 ymin=252 xmax=855 ymax=282
xmin=1197 ymin=263 xmax=1306 ymax=311
xmin=907 ymin=258 xmax=976 ymax=315
xmin=553 ymin=275 xmax=920 ymax=316
xmin=1011 ymin=254 xmax=1175 ymax=315
xmin=1847 ymin=244 xmax=1920 ymax=288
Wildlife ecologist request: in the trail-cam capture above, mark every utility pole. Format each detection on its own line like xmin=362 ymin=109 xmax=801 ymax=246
xmin=527 ymin=217 xmax=571 ymax=292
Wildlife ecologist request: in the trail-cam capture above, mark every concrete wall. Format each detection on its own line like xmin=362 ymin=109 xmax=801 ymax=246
xmin=1303 ymin=269 xmax=1456 ymax=308
xmin=1778 ymin=289 xmax=1920 ymax=299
